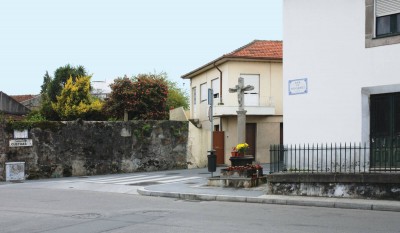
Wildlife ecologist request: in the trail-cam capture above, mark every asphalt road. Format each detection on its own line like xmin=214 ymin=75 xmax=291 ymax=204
xmin=1 ymin=181 xmax=400 ymax=233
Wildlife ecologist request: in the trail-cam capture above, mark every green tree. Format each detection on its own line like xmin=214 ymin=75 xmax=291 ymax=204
xmin=52 ymin=76 xmax=104 ymax=120
xmin=104 ymin=72 xmax=188 ymax=120
xmin=130 ymin=73 xmax=168 ymax=120
xmin=104 ymin=73 xmax=169 ymax=120
xmin=47 ymin=64 xmax=87 ymax=102
xmin=39 ymin=64 xmax=88 ymax=120
xmin=166 ymin=80 xmax=189 ymax=110
xmin=103 ymin=77 xmax=135 ymax=120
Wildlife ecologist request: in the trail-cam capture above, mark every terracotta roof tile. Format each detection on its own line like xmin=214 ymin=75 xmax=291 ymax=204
xmin=10 ymin=95 xmax=38 ymax=103
xmin=182 ymin=40 xmax=282 ymax=79
xmin=226 ymin=40 xmax=282 ymax=59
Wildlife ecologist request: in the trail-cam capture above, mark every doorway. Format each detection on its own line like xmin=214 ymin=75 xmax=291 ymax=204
xmin=246 ymin=123 xmax=257 ymax=158
xmin=370 ymin=92 xmax=400 ymax=168
xmin=213 ymin=131 xmax=225 ymax=164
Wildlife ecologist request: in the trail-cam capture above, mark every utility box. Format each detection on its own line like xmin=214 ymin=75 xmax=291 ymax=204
xmin=5 ymin=162 xmax=25 ymax=182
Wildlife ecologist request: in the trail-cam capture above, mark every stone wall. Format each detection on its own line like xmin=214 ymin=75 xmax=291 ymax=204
xmin=267 ymin=173 xmax=400 ymax=200
xmin=0 ymin=120 xmax=188 ymax=180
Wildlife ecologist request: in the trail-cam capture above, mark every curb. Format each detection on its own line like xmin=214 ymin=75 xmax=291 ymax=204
xmin=137 ymin=187 xmax=400 ymax=212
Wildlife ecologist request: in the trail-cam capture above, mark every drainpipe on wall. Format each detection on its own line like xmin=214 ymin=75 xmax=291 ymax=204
xmin=213 ymin=63 xmax=223 ymax=105
xmin=213 ymin=63 xmax=223 ymax=131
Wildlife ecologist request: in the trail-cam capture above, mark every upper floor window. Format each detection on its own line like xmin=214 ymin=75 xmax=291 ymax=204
xmin=241 ymin=74 xmax=260 ymax=106
xmin=211 ymin=78 xmax=220 ymax=99
xmin=192 ymin=87 xmax=197 ymax=105
xmin=376 ymin=0 xmax=400 ymax=37
xmin=200 ymin=83 xmax=207 ymax=102
xmin=365 ymin=0 xmax=400 ymax=47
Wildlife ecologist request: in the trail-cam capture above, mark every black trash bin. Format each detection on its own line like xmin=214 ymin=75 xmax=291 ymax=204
xmin=207 ymin=150 xmax=216 ymax=173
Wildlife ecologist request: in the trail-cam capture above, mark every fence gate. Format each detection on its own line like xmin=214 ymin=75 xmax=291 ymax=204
xmin=370 ymin=92 xmax=400 ymax=169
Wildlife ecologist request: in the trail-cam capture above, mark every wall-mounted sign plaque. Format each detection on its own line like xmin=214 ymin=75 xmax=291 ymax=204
xmin=289 ymin=78 xmax=308 ymax=95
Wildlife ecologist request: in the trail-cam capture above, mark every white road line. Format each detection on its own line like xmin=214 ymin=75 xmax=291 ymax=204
xmin=84 ymin=175 xmax=165 ymax=184
xmin=83 ymin=175 xmax=147 ymax=182
xmin=115 ymin=176 xmax=182 ymax=185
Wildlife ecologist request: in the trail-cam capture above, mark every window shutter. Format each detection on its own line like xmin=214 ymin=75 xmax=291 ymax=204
xmin=376 ymin=0 xmax=400 ymax=17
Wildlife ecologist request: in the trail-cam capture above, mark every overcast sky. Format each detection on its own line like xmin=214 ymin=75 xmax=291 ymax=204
xmin=0 ymin=0 xmax=282 ymax=95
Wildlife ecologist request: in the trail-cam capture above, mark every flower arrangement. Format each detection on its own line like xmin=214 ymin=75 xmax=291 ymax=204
xmin=235 ymin=143 xmax=249 ymax=155
xmin=226 ymin=164 xmax=262 ymax=171
xmin=224 ymin=164 xmax=263 ymax=178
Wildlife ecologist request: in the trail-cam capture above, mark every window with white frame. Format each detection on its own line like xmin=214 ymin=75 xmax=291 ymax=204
xmin=241 ymin=74 xmax=260 ymax=106
xmin=200 ymin=83 xmax=207 ymax=102
xmin=211 ymin=78 xmax=220 ymax=99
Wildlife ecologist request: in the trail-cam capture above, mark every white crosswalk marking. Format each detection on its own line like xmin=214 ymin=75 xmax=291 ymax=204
xmin=77 ymin=174 xmax=201 ymax=186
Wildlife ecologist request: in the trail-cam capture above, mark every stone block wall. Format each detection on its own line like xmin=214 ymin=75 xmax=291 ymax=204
xmin=0 ymin=120 xmax=188 ymax=180
xmin=267 ymin=173 xmax=400 ymax=200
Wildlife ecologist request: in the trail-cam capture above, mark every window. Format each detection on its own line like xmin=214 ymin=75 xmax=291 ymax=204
xmin=200 ymin=83 xmax=207 ymax=102
xmin=365 ymin=0 xmax=400 ymax=47
xmin=192 ymin=87 xmax=197 ymax=118
xmin=211 ymin=78 xmax=220 ymax=99
xmin=192 ymin=87 xmax=197 ymax=105
xmin=376 ymin=13 xmax=400 ymax=37
xmin=241 ymin=74 xmax=260 ymax=106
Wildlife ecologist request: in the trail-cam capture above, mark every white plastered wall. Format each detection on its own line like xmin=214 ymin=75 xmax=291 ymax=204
xmin=284 ymin=0 xmax=400 ymax=145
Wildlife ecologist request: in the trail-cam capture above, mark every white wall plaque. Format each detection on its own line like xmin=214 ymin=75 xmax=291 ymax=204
xmin=14 ymin=129 xmax=28 ymax=139
xmin=289 ymin=78 xmax=308 ymax=95
xmin=9 ymin=139 xmax=33 ymax=147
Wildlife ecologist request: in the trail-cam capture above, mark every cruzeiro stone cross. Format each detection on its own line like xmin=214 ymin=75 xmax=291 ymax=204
xmin=229 ymin=77 xmax=254 ymax=145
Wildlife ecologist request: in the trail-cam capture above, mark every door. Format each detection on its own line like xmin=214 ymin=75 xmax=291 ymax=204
xmin=213 ymin=131 xmax=225 ymax=164
xmin=370 ymin=92 xmax=400 ymax=168
xmin=246 ymin=123 xmax=256 ymax=158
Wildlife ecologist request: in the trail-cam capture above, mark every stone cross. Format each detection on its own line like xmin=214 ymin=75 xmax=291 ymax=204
xmin=229 ymin=77 xmax=254 ymax=145
xmin=229 ymin=77 xmax=254 ymax=111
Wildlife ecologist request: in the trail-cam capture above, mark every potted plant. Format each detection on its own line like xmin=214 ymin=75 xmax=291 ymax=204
xmin=231 ymin=147 xmax=238 ymax=157
xmin=235 ymin=143 xmax=249 ymax=156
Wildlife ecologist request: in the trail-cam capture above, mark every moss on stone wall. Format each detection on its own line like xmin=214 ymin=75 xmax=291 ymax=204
xmin=0 ymin=120 xmax=189 ymax=180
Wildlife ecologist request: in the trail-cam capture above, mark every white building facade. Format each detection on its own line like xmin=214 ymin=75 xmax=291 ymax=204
xmin=284 ymin=0 xmax=400 ymax=145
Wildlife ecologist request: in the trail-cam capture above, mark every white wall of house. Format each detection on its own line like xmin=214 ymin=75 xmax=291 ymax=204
xmin=284 ymin=0 xmax=400 ymax=144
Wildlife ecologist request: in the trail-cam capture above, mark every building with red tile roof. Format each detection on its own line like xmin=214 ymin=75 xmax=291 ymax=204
xmin=179 ymin=40 xmax=283 ymax=167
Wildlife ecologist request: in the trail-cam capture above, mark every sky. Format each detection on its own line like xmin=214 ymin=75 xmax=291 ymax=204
xmin=0 ymin=0 xmax=282 ymax=95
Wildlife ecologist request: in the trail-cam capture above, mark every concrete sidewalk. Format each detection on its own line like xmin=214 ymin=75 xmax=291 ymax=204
xmin=138 ymin=166 xmax=400 ymax=212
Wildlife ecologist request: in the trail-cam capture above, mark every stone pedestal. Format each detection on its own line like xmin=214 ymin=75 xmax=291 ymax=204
xmin=229 ymin=156 xmax=254 ymax=166
xmin=236 ymin=110 xmax=247 ymax=144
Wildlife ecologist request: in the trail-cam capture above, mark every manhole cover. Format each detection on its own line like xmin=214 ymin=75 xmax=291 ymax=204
xmin=129 ymin=181 xmax=161 ymax=186
xmin=185 ymin=182 xmax=198 ymax=185
xmin=140 ymin=210 xmax=170 ymax=217
xmin=71 ymin=213 xmax=103 ymax=219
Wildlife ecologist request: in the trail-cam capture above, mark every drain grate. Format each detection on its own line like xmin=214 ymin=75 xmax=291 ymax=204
xmin=198 ymin=172 xmax=211 ymax=174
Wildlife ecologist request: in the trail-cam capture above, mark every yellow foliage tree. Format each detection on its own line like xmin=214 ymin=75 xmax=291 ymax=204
xmin=52 ymin=76 xmax=104 ymax=120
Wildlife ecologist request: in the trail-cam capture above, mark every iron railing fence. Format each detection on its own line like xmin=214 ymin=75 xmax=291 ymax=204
xmin=270 ymin=143 xmax=400 ymax=174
